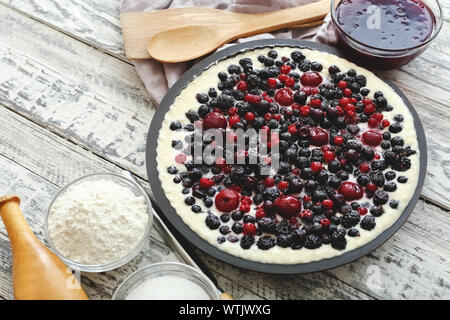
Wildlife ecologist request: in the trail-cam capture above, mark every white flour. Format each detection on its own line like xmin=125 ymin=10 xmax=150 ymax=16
xmin=48 ymin=179 xmax=148 ymax=265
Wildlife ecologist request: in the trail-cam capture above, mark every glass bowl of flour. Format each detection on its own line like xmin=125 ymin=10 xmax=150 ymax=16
xmin=113 ymin=262 xmax=221 ymax=300
xmin=44 ymin=173 xmax=153 ymax=272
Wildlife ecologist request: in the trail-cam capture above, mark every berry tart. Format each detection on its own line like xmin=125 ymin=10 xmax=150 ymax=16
xmin=156 ymin=46 xmax=420 ymax=264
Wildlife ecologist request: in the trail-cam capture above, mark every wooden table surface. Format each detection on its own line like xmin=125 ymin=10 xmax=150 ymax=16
xmin=0 ymin=0 xmax=449 ymax=300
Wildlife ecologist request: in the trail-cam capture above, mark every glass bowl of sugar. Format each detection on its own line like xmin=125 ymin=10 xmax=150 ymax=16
xmin=113 ymin=262 xmax=221 ymax=300
xmin=44 ymin=172 xmax=153 ymax=273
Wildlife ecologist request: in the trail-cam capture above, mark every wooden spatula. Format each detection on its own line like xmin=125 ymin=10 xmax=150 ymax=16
xmin=120 ymin=0 xmax=331 ymax=60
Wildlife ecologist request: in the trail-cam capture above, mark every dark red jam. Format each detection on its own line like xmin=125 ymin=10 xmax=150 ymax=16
xmin=334 ymin=0 xmax=437 ymax=69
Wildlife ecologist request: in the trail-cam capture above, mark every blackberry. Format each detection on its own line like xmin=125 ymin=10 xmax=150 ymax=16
xmin=291 ymin=50 xmax=306 ymax=62
xmin=370 ymin=171 xmax=385 ymax=187
xmin=240 ymin=235 xmax=255 ymax=249
xmin=191 ymin=205 xmax=202 ymax=213
xmin=331 ymin=229 xmax=347 ymax=250
xmin=342 ymin=211 xmax=361 ymax=228
xmin=304 ymin=234 xmax=322 ymax=249
xmin=257 ymin=236 xmax=276 ymax=250
xmin=258 ymin=217 xmax=276 ymax=233
xmin=370 ymin=205 xmax=384 ymax=217
xmin=373 ymin=190 xmax=389 ymax=205
xmin=232 ymin=222 xmax=243 ymax=234
xmin=348 ymin=228 xmax=360 ymax=237
xmin=299 ymin=60 xmax=311 ymax=72
xmin=360 ymin=215 xmax=376 ymax=231
xmin=208 ymin=87 xmax=217 ymax=98
xmin=276 ymin=234 xmax=292 ymax=248
xmin=216 ymin=94 xmax=235 ymax=109
xmin=393 ymin=157 xmax=411 ymax=171
xmin=227 ymin=64 xmax=241 ymax=74
xmin=371 ymin=160 xmax=386 ymax=172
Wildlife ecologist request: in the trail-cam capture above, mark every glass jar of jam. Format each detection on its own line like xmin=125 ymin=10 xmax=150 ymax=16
xmin=330 ymin=0 xmax=444 ymax=69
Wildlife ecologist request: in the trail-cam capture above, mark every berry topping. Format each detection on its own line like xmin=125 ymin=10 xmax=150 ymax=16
xmin=273 ymin=196 xmax=302 ymax=219
xmin=203 ymin=112 xmax=227 ymax=129
xmin=274 ymin=89 xmax=294 ymax=106
xmin=300 ymin=71 xmax=323 ymax=87
xmin=215 ymin=188 xmax=240 ymax=213
xmin=338 ymin=182 xmax=364 ymax=201
xmin=242 ymin=223 xmax=257 ymax=236
xmin=309 ymin=127 xmax=329 ymax=146
xmin=362 ymin=130 xmax=383 ymax=146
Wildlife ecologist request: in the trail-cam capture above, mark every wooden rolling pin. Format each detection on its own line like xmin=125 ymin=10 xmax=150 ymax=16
xmin=0 ymin=195 xmax=88 ymax=300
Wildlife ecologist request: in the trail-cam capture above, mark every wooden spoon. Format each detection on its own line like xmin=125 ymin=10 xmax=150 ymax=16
xmin=146 ymin=0 xmax=331 ymax=63
xmin=0 ymin=195 xmax=88 ymax=300
xmin=120 ymin=0 xmax=331 ymax=60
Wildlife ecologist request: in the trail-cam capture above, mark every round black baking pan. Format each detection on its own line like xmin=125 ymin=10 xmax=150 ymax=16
xmin=146 ymin=39 xmax=427 ymax=274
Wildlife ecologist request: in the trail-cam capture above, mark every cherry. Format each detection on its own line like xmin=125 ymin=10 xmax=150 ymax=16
xmin=245 ymin=94 xmax=261 ymax=104
xmin=300 ymin=71 xmax=323 ymax=87
xmin=362 ymin=129 xmax=382 ymax=146
xmin=274 ymin=89 xmax=294 ymax=106
xmin=215 ymin=188 xmax=240 ymax=212
xmin=203 ymin=112 xmax=227 ymax=129
xmin=273 ymin=195 xmax=302 ymax=219
xmin=309 ymin=127 xmax=329 ymax=146
xmin=338 ymin=182 xmax=364 ymax=201
xmin=310 ymin=161 xmax=323 ymax=172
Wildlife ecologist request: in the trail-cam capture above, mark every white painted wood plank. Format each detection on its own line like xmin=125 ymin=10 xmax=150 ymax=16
xmin=0 ymin=106 xmax=366 ymax=300
xmin=0 ymin=5 xmax=449 ymax=209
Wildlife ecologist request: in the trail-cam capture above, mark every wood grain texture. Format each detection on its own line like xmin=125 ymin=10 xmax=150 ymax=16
xmin=0 ymin=4 xmax=449 ymax=208
xmin=0 ymin=106 xmax=448 ymax=300
xmin=0 ymin=0 xmax=448 ymax=300
xmin=0 ymin=106 xmax=371 ymax=300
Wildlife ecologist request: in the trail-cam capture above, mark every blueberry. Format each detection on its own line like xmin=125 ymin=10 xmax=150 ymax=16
xmin=394 ymin=114 xmax=404 ymax=122
xmin=196 ymin=93 xmax=209 ymax=103
xmin=170 ymin=121 xmax=182 ymax=130
xmin=360 ymin=215 xmax=376 ymax=231
xmin=231 ymin=210 xmax=244 ymax=221
xmin=311 ymin=62 xmax=323 ymax=71
xmin=258 ymin=55 xmax=266 ymax=63
xmin=220 ymin=213 xmax=230 ymax=223
xmin=191 ymin=205 xmax=202 ymax=213
xmin=393 ymin=157 xmax=411 ymax=171
xmin=243 ymin=215 xmax=256 ymax=224
xmin=232 ymin=222 xmax=243 ymax=234
xmin=385 ymin=171 xmax=396 ymax=181
xmin=184 ymin=196 xmax=195 ymax=205
xmin=389 ymin=123 xmax=403 ymax=133
xmin=219 ymin=225 xmax=231 ymax=235
xmin=389 ymin=200 xmax=399 ymax=209
xmin=328 ymin=65 xmax=340 ymax=74
xmin=268 ymin=50 xmax=278 ymax=59
xmin=203 ymin=197 xmax=213 ymax=207
xmin=397 ymin=176 xmax=408 ymax=183
xmin=348 ymin=228 xmax=360 ymax=237
xmin=167 ymin=166 xmax=178 ymax=174
xmin=390 ymin=136 xmax=404 ymax=147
